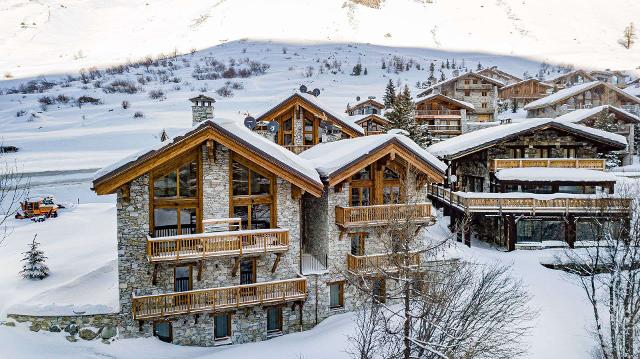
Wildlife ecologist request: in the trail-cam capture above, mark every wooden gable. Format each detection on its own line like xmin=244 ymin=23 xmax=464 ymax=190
xmin=349 ymin=99 xmax=384 ymax=112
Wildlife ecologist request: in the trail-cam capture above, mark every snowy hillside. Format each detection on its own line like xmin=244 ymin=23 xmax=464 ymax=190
xmin=1 ymin=0 xmax=639 ymax=79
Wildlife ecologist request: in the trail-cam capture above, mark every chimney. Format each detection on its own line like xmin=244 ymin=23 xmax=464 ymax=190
xmin=189 ymin=94 xmax=215 ymax=126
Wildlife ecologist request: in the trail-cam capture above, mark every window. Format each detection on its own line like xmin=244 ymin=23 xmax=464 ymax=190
xmin=481 ymin=102 xmax=488 ymax=109
xmin=214 ymin=314 xmax=231 ymax=340
xmin=279 ymin=116 xmax=293 ymax=146
xmin=154 ymin=322 xmax=172 ymax=343
xmin=174 ymin=265 xmax=192 ymax=292
xmin=329 ymin=282 xmax=345 ymax=308
xmin=240 ymin=259 xmax=256 ymax=285
xmin=464 ymin=90 xmax=471 ymax=97
xmin=267 ymin=307 xmax=283 ymax=333
xmin=372 ymin=278 xmax=386 ymax=303
xmin=464 ymin=79 xmax=470 ymax=85
xmin=350 ymin=165 xmax=372 ymax=207
xmin=521 ymin=185 xmax=553 ymax=194
xmin=349 ymin=232 xmax=367 ymax=256
xmin=462 ymin=175 xmax=484 ymax=192
xmin=508 ymin=147 xmax=525 ymax=158
xmin=481 ymin=91 xmax=488 ymax=97
xmin=558 ymin=185 xmax=583 ymax=194
xmin=472 ymin=79 xmax=478 ymax=84
xmin=151 ymin=153 xmax=200 ymax=237
xmin=383 ymin=167 xmax=402 ymax=204
xmin=516 ymin=219 xmax=565 ymax=243
xmin=230 ymin=155 xmax=275 ymax=229
xmin=303 ymin=118 xmax=315 ymax=146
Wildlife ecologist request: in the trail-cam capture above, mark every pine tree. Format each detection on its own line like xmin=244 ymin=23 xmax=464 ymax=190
xmin=384 ymin=86 xmax=432 ymax=147
xmin=446 ymin=59 xmax=450 ymax=69
xmin=20 ymin=235 xmax=49 ymax=280
xmin=593 ymin=112 xmax=624 ymax=168
xmin=383 ymin=79 xmax=397 ymax=109
xmin=352 ymin=59 xmax=363 ymax=76
xmin=511 ymin=99 xmax=518 ymax=113
xmin=477 ymin=62 xmax=483 ymax=71
xmin=440 ymin=72 xmax=446 ymax=81
xmin=160 ymin=129 xmax=169 ymax=142
xmin=381 ymin=59 xmax=386 ymax=70
xmin=363 ymin=67 xmax=368 ymax=75
xmin=429 ymin=62 xmax=435 ymax=73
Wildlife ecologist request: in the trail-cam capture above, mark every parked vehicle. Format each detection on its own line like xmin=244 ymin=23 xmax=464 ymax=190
xmin=15 ymin=196 xmax=59 ymax=220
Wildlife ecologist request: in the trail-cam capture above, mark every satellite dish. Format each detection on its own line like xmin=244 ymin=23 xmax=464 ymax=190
xmin=368 ymin=96 xmax=376 ymax=100
xmin=299 ymin=85 xmax=308 ymax=93
xmin=267 ymin=120 xmax=280 ymax=134
xmin=244 ymin=116 xmax=256 ymax=129
xmin=356 ymin=96 xmax=361 ymax=101
xmin=312 ymin=88 xmax=320 ymax=97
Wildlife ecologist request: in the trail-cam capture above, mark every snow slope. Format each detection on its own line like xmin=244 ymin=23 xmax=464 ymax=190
xmin=1 ymin=0 xmax=639 ymax=78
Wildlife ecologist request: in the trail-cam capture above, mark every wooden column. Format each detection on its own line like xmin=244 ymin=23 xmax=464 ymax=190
xmin=566 ymin=215 xmax=576 ymax=249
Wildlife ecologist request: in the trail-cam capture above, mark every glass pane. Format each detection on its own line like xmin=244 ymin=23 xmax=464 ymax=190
xmin=154 ymin=322 xmax=172 ymax=343
xmin=251 ymin=204 xmax=271 ymax=229
xmin=240 ymin=260 xmax=255 ymax=284
xmin=179 ymin=161 xmax=197 ymax=198
xmin=232 ymin=162 xmax=249 ymax=196
xmin=330 ymin=284 xmax=341 ymax=307
xmin=175 ymin=266 xmax=191 ymax=292
xmin=361 ymin=188 xmax=370 ymax=206
xmin=283 ymin=118 xmax=292 ymax=131
xmin=384 ymin=168 xmax=399 ymax=179
xmin=154 ymin=171 xmax=177 ymax=197
xmin=250 ymin=171 xmax=271 ymax=195
xmin=154 ymin=208 xmax=178 ymax=237
xmin=284 ymin=134 xmax=293 ymax=146
xmin=351 ymin=188 xmax=360 ymax=207
xmin=304 ymin=119 xmax=313 ymax=132
xmin=233 ymin=206 xmax=249 ymax=230
xmin=517 ymin=220 xmax=539 ymax=242
xmin=383 ymin=187 xmax=400 ymax=204
xmin=558 ymin=186 xmax=583 ymax=194
xmin=352 ymin=167 xmax=371 ymax=180
xmin=304 ymin=133 xmax=314 ymax=145
xmin=267 ymin=307 xmax=281 ymax=332
xmin=214 ymin=314 xmax=229 ymax=339
xmin=180 ymin=208 xmax=197 ymax=235
xmin=541 ymin=221 xmax=565 ymax=242
xmin=577 ymin=220 xmax=597 ymax=242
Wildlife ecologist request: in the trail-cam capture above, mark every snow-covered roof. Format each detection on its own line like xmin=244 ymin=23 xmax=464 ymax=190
xmin=477 ymin=67 xmax=523 ymax=82
xmin=498 ymin=78 xmax=553 ymax=92
xmin=417 ymin=72 xmax=505 ymax=97
xmin=427 ymin=118 xmax=627 ymax=159
xmin=495 ymin=168 xmax=617 ymax=182
xmin=524 ymin=81 xmax=640 ymax=110
xmin=415 ymin=93 xmax=475 ymax=111
xmin=350 ymin=114 xmax=389 ymax=125
xmin=93 ymin=119 xmax=323 ymax=194
xmin=349 ymin=98 xmax=384 ymax=110
xmin=624 ymin=83 xmax=640 ymax=97
xmin=256 ymin=92 xmax=365 ymax=135
xmin=544 ymin=69 xmax=595 ymax=83
xmin=299 ymin=134 xmax=447 ymax=179
xmin=555 ymin=105 xmax=640 ymax=124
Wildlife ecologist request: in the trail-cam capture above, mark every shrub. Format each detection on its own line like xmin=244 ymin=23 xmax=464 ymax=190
xmin=121 ymin=100 xmax=130 ymax=109
xmin=38 ymin=96 xmax=55 ymax=106
xmin=133 ymin=111 xmax=144 ymax=118
xmin=76 ymin=96 xmax=102 ymax=107
xmin=222 ymin=67 xmax=237 ymax=78
xmin=103 ymin=80 xmax=139 ymax=94
xmin=16 ymin=110 xmax=26 ymax=117
xmin=149 ymin=89 xmax=165 ymax=100
xmin=216 ymin=86 xmax=233 ymax=97
xmin=56 ymin=94 xmax=71 ymax=103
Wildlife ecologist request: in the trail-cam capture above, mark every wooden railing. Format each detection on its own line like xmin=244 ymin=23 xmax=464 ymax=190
xmin=460 ymin=83 xmax=493 ymax=90
xmin=415 ymin=110 xmax=462 ymax=117
xmin=335 ymin=203 xmax=433 ymax=227
xmin=202 ymin=217 xmax=242 ymax=232
xmin=285 ymin=145 xmax=313 ymax=154
xmin=365 ymin=130 xmax=385 ymax=136
xmin=428 ymin=184 xmax=631 ymax=214
xmin=490 ymin=158 xmax=606 ymax=172
xmin=131 ymin=278 xmax=307 ymax=320
xmin=147 ymin=228 xmax=289 ymax=262
xmin=347 ymin=253 xmax=421 ymax=274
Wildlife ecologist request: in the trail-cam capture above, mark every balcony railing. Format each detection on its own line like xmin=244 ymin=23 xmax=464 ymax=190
xmin=364 ymin=130 xmax=385 ymax=136
xmin=490 ymin=158 xmax=606 ymax=172
xmin=428 ymin=184 xmax=631 ymax=214
xmin=415 ymin=110 xmax=462 ymax=117
xmin=146 ymin=228 xmax=289 ymax=262
xmin=347 ymin=253 xmax=420 ymax=274
xmin=285 ymin=145 xmax=313 ymax=154
xmin=335 ymin=203 xmax=434 ymax=228
xmin=131 ymin=278 xmax=307 ymax=320
xmin=459 ymin=83 xmax=493 ymax=90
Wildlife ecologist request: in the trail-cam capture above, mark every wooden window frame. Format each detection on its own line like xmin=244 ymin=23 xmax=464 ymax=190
xmin=214 ymin=313 xmax=232 ymax=341
xmin=464 ymin=90 xmax=471 ymax=97
xmin=349 ymin=232 xmax=367 ymax=256
xmin=328 ymin=281 xmax=345 ymax=309
xmin=174 ymin=264 xmax=193 ymax=292
xmin=349 ymin=163 xmax=406 ymax=206
xmin=229 ymin=153 xmax=277 ymax=229
xmin=277 ymin=109 xmax=295 ymax=146
xmin=266 ymin=306 xmax=283 ymax=334
xmin=153 ymin=321 xmax=173 ymax=343
xmin=302 ymin=109 xmax=319 ymax=146
xmin=239 ymin=257 xmax=257 ymax=285
xmin=149 ymin=150 xmax=203 ymax=237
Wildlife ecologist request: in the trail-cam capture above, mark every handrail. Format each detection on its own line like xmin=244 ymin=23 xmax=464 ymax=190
xmin=146 ymin=228 xmax=289 ymax=262
xmin=131 ymin=278 xmax=307 ymax=320
xmin=490 ymin=158 xmax=606 ymax=172
xmin=335 ymin=203 xmax=433 ymax=227
xmin=415 ymin=110 xmax=462 ymax=116
xmin=346 ymin=252 xmax=421 ymax=273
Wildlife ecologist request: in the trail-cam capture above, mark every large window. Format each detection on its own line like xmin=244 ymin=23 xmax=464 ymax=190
xmin=174 ymin=265 xmax=192 ymax=292
xmin=214 ymin=314 xmax=232 ymax=340
xmin=516 ymin=219 xmax=565 ymax=243
xmin=230 ymin=155 xmax=275 ymax=229
xmin=329 ymin=282 xmax=345 ymax=309
xmin=383 ymin=168 xmax=401 ymax=204
xmin=151 ymin=153 xmax=200 ymax=237
xmin=154 ymin=322 xmax=172 ymax=343
xmin=350 ymin=166 xmax=372 ymax=207
xmin=349 ymin=232 xmax=367 ymax=256
xmin=267 ymin=307 xmax=283 ymax=334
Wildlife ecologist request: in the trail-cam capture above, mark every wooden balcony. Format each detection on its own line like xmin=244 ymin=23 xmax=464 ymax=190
xmin=364 ymin=130 xmax=385 ymax=136
xmin=415 ymin=110 xmax=462 ymax=117
xmin=459 ymin=83 xmax=493 ymax=90
xmin=489 ymin=158 xmax=606 ymax=172
xmin=335 ymin=203 xmax=434 ymax=228
xmin=347 ymin=253 xmax=420 ymax=274
xmin=285 ymin=145 xmax=313 ymax=154
xmin=428 ymin=184 xmax=631 ymax=214
xmin=147 ymin=228 xmax=289 ymax=262
xmin=132 ymin=278 xmax=307 ymax=320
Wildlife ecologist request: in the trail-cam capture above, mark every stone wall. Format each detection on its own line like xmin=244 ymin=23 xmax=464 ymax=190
xmin=7 ymin=313 xmax=119 ymax=343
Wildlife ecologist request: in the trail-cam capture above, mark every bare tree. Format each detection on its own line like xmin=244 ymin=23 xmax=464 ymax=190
xmin=619 ymin=23 xmax=637 ymax=49
xmin=557 ymin=184 xmax=640 ymax=359
xmin=345 ymin=169 xmax=535 ymax=359
xmin=0 ymin=151 xmax=29 ymax=245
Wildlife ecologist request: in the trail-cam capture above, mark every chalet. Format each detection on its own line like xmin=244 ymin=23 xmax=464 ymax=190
xmin=589 ymin=70 xmax=628 ymax=87
xmin=91 ymin=99 xmax=446 ymax=346
xmin=524 ymin=81 xmax=640 ymax=118
xmin=352 ymin=114 xmax=389 ymax=136
xmin=477 ymin=66 xmax=522 ymax=85
xmin=544 ymin=69 xmax=595 ymax=90
xmin=624 ymin=80 xmax=640 ymax=99
xmin=556 ymin=105 xmax=639 ymax=165
xmin=252 ymin=92 xmax=365 ymax=154
xmin=414 ymin=94 xmax=474 ymax=141
xmin=498 ymin=78 xmax=553 ymax=108
xmin=426 ymin=118 xmax=632 ymax=250
xmin=417 ymin=72 xmax=504 ymax=122
xmin=346 ymin=98 xmax=384 ymax=116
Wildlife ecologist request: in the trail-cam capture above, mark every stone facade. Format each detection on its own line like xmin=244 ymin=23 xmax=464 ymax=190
xmin=432 ymin=75 xmax=500 ymax=122
xmin=191 ymin=105 xmax=214 ymax=126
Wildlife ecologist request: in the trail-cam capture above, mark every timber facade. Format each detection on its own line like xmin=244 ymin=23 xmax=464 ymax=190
xmin=92 ymin=94 xmax=445 ymax=346
xmin=498 ymin=79 xmax=553 ymax=109
xmin=414 ymin=94 xmax=473 ymax=141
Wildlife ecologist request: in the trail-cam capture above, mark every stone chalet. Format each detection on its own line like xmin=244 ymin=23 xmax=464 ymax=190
xmin=426 ymin=118 xmax=632 ymax=251
xmin=498 ymin=78 xmax=553 ymax=109
xmin=91 ymin=94 xmax=446 ymax=346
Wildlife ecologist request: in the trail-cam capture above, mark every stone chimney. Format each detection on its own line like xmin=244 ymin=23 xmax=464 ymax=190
xmin=189 ymin=95 xmax=215 ymax=126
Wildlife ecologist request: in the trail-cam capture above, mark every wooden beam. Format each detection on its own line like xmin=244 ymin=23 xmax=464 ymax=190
xmin=120 ymin=184 xmax=130 ymax=202
xmin=334 ymin=182 xmax=343 ymax=193
xmin=291 ymin=185 xmax=305 ymax=200
xmin=206 ymin=140 xmax=215 ymax=161
xmin=271 ymin=253 xmax=282 ymax=273
xmin=231 ymin=257 xmax=240 ymax=277
xmin=152 ymin=264 xmax=158 ymax=285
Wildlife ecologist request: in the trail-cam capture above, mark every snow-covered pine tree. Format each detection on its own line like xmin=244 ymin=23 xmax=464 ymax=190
xmin=160 ymin=129 xmax=169 ymax=141
xmin=477 ymin=62 xmax=483 ymax=71
xmin=445 ymin=59 xmax=450 ymax=69
xmin=593 ymin=112 xmax=624 ymax=168
xmin=439 ymin=72 xmax=446 ymax=81
xmin=511 ymin=99 xmax=518 ymax=113
xmin=384 ymin=85 xmax=432 ymax=147
xmin=363 ymin=67 xmax=368 ymax=75
xmin=20 ymin=235 xmax=49 ymax=280
xmin=381 ymin=59 xmax=386 ymax=70
xmin=383 ymin=79 xmax=396 ymax=109
xmin=351 ymin=59 xmax=362 ymax=76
